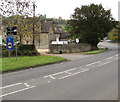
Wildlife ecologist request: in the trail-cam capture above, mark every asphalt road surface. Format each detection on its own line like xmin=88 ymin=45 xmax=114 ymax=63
xmin=1 ymin=42 xmax=119 ymax=100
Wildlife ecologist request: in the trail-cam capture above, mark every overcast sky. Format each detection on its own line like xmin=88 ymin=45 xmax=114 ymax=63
xmin=35 ymin=0 xmax=119 ymax=20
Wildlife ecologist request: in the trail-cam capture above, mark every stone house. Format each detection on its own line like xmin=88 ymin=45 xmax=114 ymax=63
xmin=35 ymin=21 xmax=69 ymax=53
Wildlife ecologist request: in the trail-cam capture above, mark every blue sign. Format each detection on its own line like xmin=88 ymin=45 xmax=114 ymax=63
xmin=6 ymin=37 xmax=14 ymax=51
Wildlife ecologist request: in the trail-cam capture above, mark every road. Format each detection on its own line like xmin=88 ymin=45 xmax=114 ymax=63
xmin=1 ymin=42 xmax=119 ymax=101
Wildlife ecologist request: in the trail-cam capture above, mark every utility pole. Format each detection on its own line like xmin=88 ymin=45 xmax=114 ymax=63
xmin=16 ymin=0 xmax=19 ymax=60
xmin=32 ymin=0 xmax=35 ymax=50
xmin=0 ymin=14 xmax=2 ymax=59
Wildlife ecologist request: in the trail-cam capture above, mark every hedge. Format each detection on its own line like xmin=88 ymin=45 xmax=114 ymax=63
xmin=2 ymin=44 xmax=39 ymax=57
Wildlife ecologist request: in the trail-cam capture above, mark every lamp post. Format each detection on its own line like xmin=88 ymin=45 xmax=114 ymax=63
xmin=32 ymin=0 xmax=36 ymax=50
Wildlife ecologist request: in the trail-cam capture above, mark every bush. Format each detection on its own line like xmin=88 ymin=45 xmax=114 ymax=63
xmin=2 ymin=44 xmax=39 ymax=57
xmin=18 ymin=45 xmax=35 ymax=51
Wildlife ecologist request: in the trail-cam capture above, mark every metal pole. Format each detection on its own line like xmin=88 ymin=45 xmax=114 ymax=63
xmin=32 ymin=1 xmax=35 ymax=50
xmin=8 ymin=51 xmax=10 ymax=58
xmin=16 ymin=0 xmax=19 ymax=60
xmin=15 ymin=40 xmax=17 ymax=60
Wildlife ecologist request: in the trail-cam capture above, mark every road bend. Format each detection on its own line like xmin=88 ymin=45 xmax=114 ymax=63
xmin=1 ymin=42 xmax=119 ymax=100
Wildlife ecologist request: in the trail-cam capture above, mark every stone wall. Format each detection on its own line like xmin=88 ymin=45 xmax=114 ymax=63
xmin=35 ymin=33 xmax=49 ymax=49
xmin=49 ymin=43 xmax=97 ymax=53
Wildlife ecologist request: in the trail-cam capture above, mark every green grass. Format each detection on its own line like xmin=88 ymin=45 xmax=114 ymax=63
xmin=83 ymin=48 xmax=108 ymax=54
xmin=1 ymin=56 xmax=67 ymax=72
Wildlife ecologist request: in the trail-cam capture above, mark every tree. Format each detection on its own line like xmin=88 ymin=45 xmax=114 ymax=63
xmin=0 ymin=0 xmax=33 ymax=17
xmin=2 ymin=15 xmax=41 ymax=44
xmin=108 ymin=22 xmax=120 ymax=41
xmin=0 ymin=0 xmax=33 ymax=43
xmin=67 ymin=4 xmax=115 ymax=46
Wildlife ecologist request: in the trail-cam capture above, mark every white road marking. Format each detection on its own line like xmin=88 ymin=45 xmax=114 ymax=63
xmin=65 ymin=71 xmax=71 ymax=74
xmin=105 ymin=56 xmax=113 ymax=60
xmin=86 ymin=61 xmax=101 ymax=66
xmin=0 ymin=83 xmax=22 ymax=89
xmin=44 ymin=54 xmax=118 ymax=80
xmin=59 ymin=69 xmax=89 ymax=79
xmin=59 ymin=74 xmax=71 ymax=79
xmin=44 ymin=72 xmax=64 ymax=78
xmin=24 ymin=83 xmax=30 ymax=87
xmin=1 ymin=54 xmax=118 ymax=98
xmin=0 ymin=86 xmax=35 ymax=97
xmin=66 ymin=68 xmax=77 ymax=72
xmin=114 ymin=54 xmax=118 ymax=56
xmin=44 ymin=68 xmax=77 ymax=78
xmin=51 ymin=72 xmax=64 ymax=76
xmin=49 ymin=75 xmax=56 ymax=79
xmin=98 ymin=62 xmax=109 ymax=66
xmin=80 ymin=69 xmax=90 ymax=72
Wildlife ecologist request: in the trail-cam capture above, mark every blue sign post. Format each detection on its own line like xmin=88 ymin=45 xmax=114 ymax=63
xmin=6 ymin=37 xmax=14 ymax=51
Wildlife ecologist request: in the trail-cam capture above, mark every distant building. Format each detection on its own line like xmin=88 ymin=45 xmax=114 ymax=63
xmin=35 ymin=21 xmax=70 ymax=53
xmin=1 ymin=19 xmax=70 ymax=53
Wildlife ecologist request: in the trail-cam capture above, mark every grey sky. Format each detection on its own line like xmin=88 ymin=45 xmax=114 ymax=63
xmin=35 ymin=0 xmax=119 ymax=20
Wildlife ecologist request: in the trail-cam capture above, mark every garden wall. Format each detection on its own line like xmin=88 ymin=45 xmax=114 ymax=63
xmin=49 ymin=43 xmax=97 ymax=53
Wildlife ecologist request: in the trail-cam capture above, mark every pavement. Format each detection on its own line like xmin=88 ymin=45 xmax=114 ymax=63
xmin=1 ymin=42 xmax=119 ymax=101
xmin=47 ymin=42 xmax=115 ymax=61
xmin=47 ymin=53 xmax=93 ymax=60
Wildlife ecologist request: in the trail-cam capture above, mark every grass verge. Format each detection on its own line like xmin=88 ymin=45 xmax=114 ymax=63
xmin=1 ymin=56 xmax=67 ymax=72
xmin=83 ymin=48 xmax=108 ymax=54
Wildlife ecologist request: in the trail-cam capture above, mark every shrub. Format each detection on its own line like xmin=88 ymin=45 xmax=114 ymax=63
xmin=2 ymin=44 xmax=39 ymax=57
xmin=18 ymin=45 xmax=35 ymax=51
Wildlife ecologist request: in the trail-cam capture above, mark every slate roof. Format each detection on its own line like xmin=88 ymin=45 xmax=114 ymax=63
xmin=41 ymin=21 xmax=70 ymax=39
xmin=60 ymin=32 xmax=70 ymax=39
xmin=53 ymin=25 xmax=64 ymax=34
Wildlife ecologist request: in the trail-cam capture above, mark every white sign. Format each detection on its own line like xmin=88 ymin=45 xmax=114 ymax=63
xmin=51 ymin=41 xmax=68 ymax=45
xmin=76 ymin=38 xmax=79 ymax=43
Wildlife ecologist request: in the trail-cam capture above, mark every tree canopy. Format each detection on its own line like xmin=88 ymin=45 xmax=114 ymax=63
xmin=2 ymin=15 xmax=41 ymax=44
xmin=108 ymin=22 xmax=120 ymax=41
xmin=67 ymin=4 xmax=115 ymax=46
xmin=0 ymin=0 xmax=33 ymax=17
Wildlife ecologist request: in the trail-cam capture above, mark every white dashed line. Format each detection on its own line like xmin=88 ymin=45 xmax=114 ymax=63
xmin=49 ymin=75 xmax=56 ymax=79
xmin=105 ymin=56 xmax=113 ymax=60
xmin=0 ymin=86 xmax=35 ymax=97
xmin=65 ymin=71 xmax=71 ymax=74
xmin=24 ymin=83 xmax=30 ymax=87
xmin=44 ymin=54 xmax=118 ymax=81
xmin=114 ymin=54 xmax=118 ymax=56
xmin=2 ymin=54 xmax=118 ymax=98
xmin=44 ymin=68 xmax=77 ymax=78
xmin=86 ymin=61 xmax=101 ymax=66
xmin=80 ymin=69 xmax=90 ymax=72
xmin=0 ymin=83 xmax=22 ymax=89
xmin=66 ymin=68 xmax=77 ymax=72
xmin=59 ymin=69 xmax=89 ymax=79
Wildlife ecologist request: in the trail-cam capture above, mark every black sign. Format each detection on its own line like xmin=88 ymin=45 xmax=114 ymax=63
xmin=6 ymin=26 xmax=17 ymax=35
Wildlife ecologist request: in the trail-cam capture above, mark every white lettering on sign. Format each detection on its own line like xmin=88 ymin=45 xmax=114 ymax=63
xmin=8 ymin=42 xmax=12 ymax=49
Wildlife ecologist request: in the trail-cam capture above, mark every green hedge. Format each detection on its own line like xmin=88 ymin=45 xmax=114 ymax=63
xmin=18 ymin=45 xmax=35 ymax=51
xmin=2 ymin=45 xmax=39 ymax=57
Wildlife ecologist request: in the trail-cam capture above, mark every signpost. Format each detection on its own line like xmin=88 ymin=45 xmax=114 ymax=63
xmin=0 ymin=35 xmax=2 ymax=57
xmin=6 ymin=26 xmax=18 ymax=59
xmin=6 ymin=37 xmax=14 ymax=51
xmin=6 ymin=37 xmax=14 ymax=57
